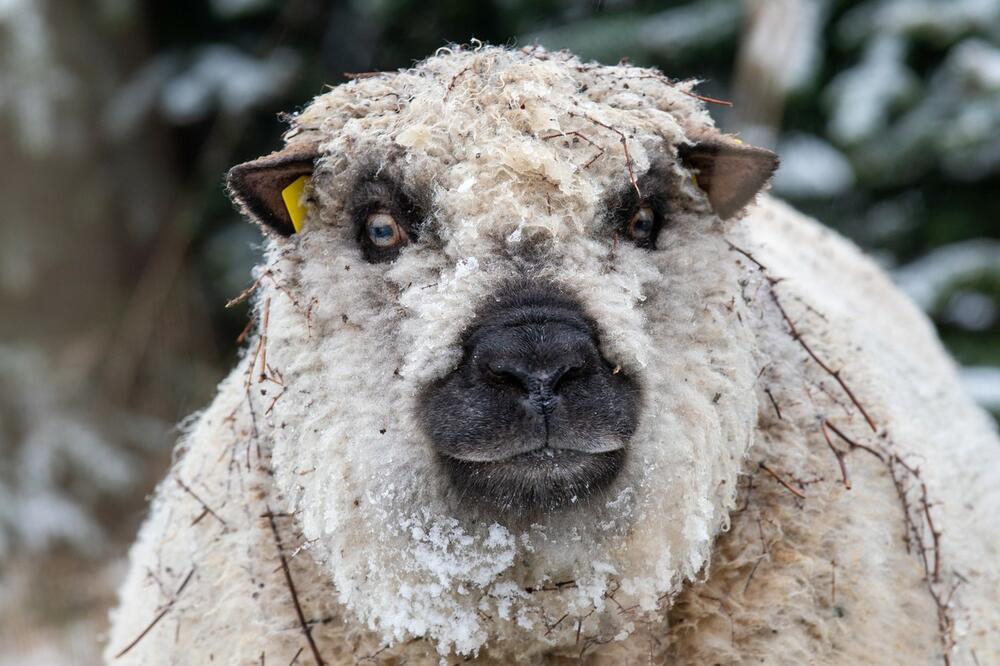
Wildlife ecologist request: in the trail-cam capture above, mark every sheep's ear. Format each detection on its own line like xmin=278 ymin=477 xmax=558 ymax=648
xmin=678 ymin=137 xmax=778 ymax=219
xmin=226 ymin=143 xmax=320 ymax=236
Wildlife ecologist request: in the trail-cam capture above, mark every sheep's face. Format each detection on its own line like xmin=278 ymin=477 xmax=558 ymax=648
xmin=228 ymin=48 xmax=776 ymax=656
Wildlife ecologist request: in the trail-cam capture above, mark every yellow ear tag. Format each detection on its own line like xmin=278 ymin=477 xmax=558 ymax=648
xmin=281 ymin=175 xmax=310 ymax=233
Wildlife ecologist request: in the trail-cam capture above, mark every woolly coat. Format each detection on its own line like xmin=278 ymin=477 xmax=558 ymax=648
xmin=105 ymin=47 xmax=1000 ymax=665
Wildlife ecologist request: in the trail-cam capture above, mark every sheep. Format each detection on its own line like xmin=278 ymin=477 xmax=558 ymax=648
xmin=105 ymin=45 xmax=1000 ymax=665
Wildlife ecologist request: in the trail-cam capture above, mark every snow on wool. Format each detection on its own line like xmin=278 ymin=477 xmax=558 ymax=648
xmin=106 ymin=46 xmax=1000 ymax=665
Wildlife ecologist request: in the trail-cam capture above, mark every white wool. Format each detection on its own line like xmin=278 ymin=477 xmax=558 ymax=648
xmin=106 ymin=46 xmax=1000 ymax=665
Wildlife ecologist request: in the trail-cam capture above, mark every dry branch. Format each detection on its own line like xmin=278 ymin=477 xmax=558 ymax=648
xmin=620 ymin=73 xmax=734 ymax=107
xmin=540 ymin=130 xmax=605 ymax=169
xmin=764 ymin=387 xmax=783 ymax=420
xmin=759 ymin=462 xmax=806 ymax=499
xmin=176 ymin=477 xmax=228 ymax=528
xmin=725 ymin=242 xmax=877 ymax=432
xmin=727 ymin=240 xmax=954 ymax=663
xmin=820 ymin=421 xmax=852 ymax=490
xmin=266 ymin=508 xmax=325 ymax=665
xmin=567 ymin=111 xmax=640 ymax=196
xmin=114 ymin=567 xmax=196 ymax=659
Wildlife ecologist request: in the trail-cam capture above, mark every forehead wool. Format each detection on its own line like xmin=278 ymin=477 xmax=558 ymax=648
xmin=249 ymin=46 xmax=758 ymax=656
xmin=291 ymin=45 xmax=715 ymax=238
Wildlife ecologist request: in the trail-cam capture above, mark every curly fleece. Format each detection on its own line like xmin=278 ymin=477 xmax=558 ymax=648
xmin=105 ymin=46 xmax=1000 ymax=665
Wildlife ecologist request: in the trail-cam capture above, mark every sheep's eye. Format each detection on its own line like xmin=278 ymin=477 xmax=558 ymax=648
xmin=626 ymin=205 xmax=658 ymax=245
xmin=366 ymin=212 xmax=408 ymax=249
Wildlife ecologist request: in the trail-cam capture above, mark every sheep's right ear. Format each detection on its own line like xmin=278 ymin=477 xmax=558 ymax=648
xmin=678 ymin=135 xmax=778 ymax=219
xmin=226 ymin=143 xmax=320 ymax=236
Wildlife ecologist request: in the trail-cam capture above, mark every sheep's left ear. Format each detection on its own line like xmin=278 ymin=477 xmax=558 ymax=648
xmin=678 ymin=136 xmax=779 ymax=219
xmin=226 ymin=143 xmax=320 ymax=236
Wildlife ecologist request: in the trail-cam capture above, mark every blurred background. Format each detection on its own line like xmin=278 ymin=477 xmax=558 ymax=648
xmin=1 ymin=0 xmax=997 ymax=662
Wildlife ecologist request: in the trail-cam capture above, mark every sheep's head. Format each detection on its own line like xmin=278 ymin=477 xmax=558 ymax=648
xmin=227 ymin=46 xmax=776 ymax=657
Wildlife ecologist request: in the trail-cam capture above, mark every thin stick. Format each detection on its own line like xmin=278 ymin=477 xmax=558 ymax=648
xmin=620 ymin=73 xmax=734 ymax=106
xmin=568 ymin=111 xmax=640 ymax=196
xmin=114 ymin=568 xmax=196 ymax=659
xmin=266 ymin=509 xmax=325 ymax=666
xmin=176 ymin=477 xmax=228 ymax=528
xmin=545 ymin=613 xmax=569 ymax=636
xmin=764 ymin=387 xmax=783 ymax=420
xmin=824 ymin=419 xmax=885 ymax=462
xmin=258 ymin=298 xmax=271 ymax=383
xmin=227 ymin=271 xmax=304 ymax=313
xmin=820 ymin=421 xmax=852 ymax=490
xmin=772 ymin=294 xmax=877 ymax=432
xmin=726 ymin=242 xmax=878 ymax=432
xmin=727 ymin=239 xmax=953 ymax=663
xmin=226 ymin=274 xmax=265 ymax=309
xmin=445 ymin=65 xmax=472 ymax=98
xmin=540 ymin=130 xmax=605 ymax=169
xmin=759 ymin=462 xmax=806 ymax=499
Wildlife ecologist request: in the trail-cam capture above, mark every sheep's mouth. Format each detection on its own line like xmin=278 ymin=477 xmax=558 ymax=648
xmin=439 ymin=447 xmax=625 ymax=513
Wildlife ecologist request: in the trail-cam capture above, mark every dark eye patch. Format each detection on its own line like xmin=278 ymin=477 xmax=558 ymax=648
xmin=348 ymin=172 xmax=424 ymax=263
xmin=605 ymin=165 xmax=672 ymax=249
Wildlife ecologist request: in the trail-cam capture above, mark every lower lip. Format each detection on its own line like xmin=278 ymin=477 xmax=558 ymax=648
xmin=440 ymin=448 xmax=625 ymax=513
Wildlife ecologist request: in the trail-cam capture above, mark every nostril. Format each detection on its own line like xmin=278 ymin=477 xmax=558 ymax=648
xmin=484 ymin=363 xmax=527 ymax=391
xmin=549 ymin=363 xmax=585 ymax=394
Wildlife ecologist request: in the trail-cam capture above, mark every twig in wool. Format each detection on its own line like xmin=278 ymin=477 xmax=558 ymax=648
xmin=891 ymin=455 xmax=943 ymax=584
xmin=727 ymin=240 xmax=954 ymax=663
xmin=524 ymin=579 xmax=577 ymax=593
xmin=266 ymin=508 xmax=325 ymax=666
xmin=265 ymin=388 xmax=286 ymax=416
xmin=544 ymin=613 xmax=569 ymax=636
xmin=886 ymin=461 xmax=919 ymax=554
xmin=759 ymin=462 xmax=806 ymax=499
xmin=824 ymin=419 xmax=885 ymax=462
xmin=258 ymin=298 xmax=271 ymax=383
xmin=445 ymin=65 xmax=473 ymax=98
xmin=725 ymin=241 xmax=878 ymax=432
xmin=820 ymin=420 xmax=852 ymax=490
xmin=305 ymin=296 xmax=319 ymax=339
xmin=358 ymin=644 xmax=391 ymax=663
xmin=227 ymin=270 xmax=304 ymax=314
xmin=227 ymin=273 xmax=265 ymax=309
xmin=619 ymin=73 xmax=734 ymax=107
xmin=764 ymin=387 xmax=783 ymax=420
xmin=540 ymin=130 xmax=605 ymax=169
xmin=567 ymin=111 xmax=640 ymax=196
xmin=770 ymin=292 xmax=877 ymax=432
xmin=114 ymin=567 xmax=196 ymax=659
xmin=573 ymin=609 xmax=597 ymax=656
xmin=727 ymin=241 xmax=768 ymax=273
xmin=236 ymin=314 xmax=256 ymax=345
xmin=176 ymin=477 xmax=228 ymax=528
xmin=242 ymin=389 xmax=262 ymax=471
